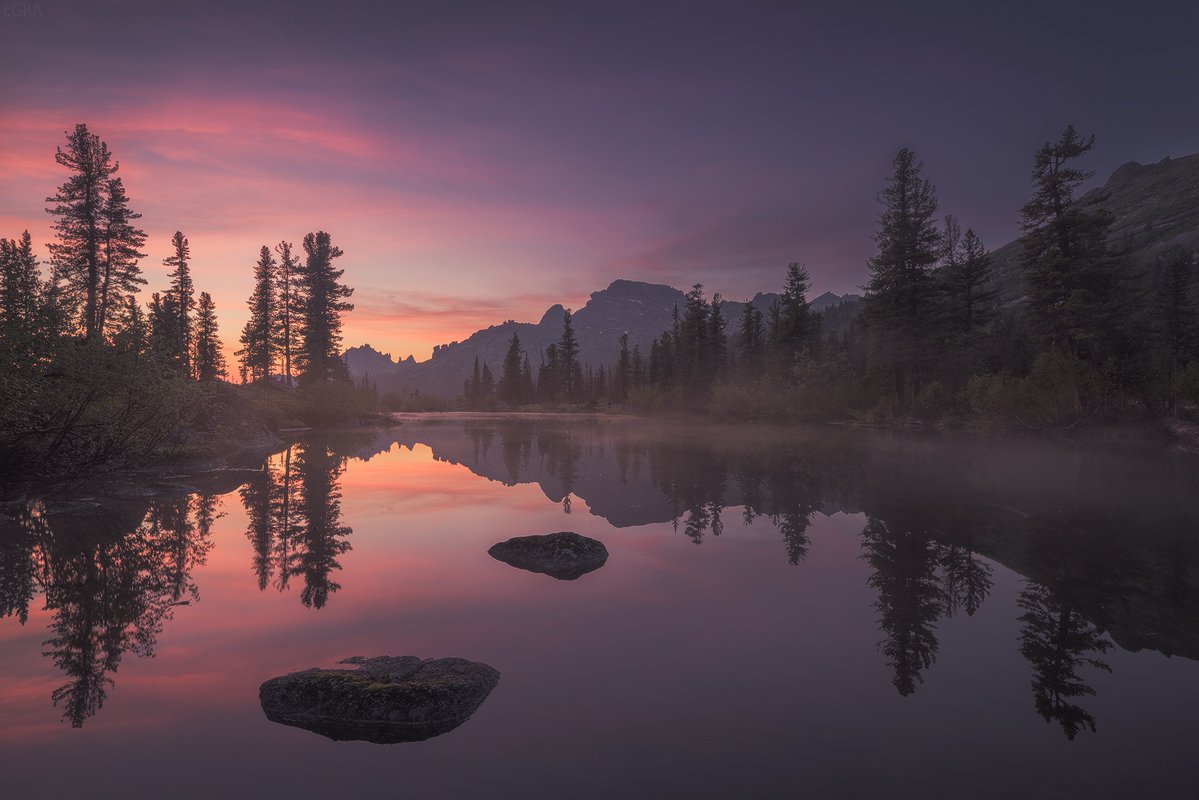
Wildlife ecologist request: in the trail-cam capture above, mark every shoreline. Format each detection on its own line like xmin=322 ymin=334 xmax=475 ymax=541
xmin=390 ymin=409 xmax=1199 ymax=455
xmin=5 ymin=408 xmax=1194 ymax=504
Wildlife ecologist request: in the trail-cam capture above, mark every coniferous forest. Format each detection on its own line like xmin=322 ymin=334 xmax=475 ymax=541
xmin=453 ymin=127 xmax=1198 ymax=428
xmin=0 ymin=125 xmax=371 ymax=482
xmin=4 ymin=122 xmax=1199 ymax=485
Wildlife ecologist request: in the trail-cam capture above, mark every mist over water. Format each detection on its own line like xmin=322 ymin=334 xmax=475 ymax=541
xmin=1 ymin=417 xmax=1196 ymax=798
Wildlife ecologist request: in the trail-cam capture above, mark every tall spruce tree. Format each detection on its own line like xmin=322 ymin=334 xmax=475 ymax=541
xmin=709 ymin=292 xmax=728 ymax=381
xmin=296 ymin=231 xmax=353 ymax=384
xmin=777 ymin=262 xmax=814 ymax=357
xmin=45 ymin=124 xmax=118 ymax=340
xmin=558 ymin=309 xmax=581 ymax=401
xmin=1019 ymin=126 xmax=1122 ymax=359
xmin=149 ymin=291 xmax=182 ymax=363
xmin=940 ymin=216 xmax=995 ymax=352
xmin=863 ymin=148 xmax=942 ymax=411
xmin=540 ymin=343 xmax=561 ymax=401
xmin=0 ymin=232 xmax=41 ymax=351
xmin=113 ymin=294 xmax=148 ymax=358
xmin=238 ymin=245 xmax=277 ymax=383
xmin=679 ymin=284 xmax=711 ymax=387
xmin=521 ymin=355 xmax=534 ymax=400
xmin=162 ymin=231 xmax=195 ymax=377
xmin=615 ymin=332 xmax=632 ymax=401
xmin=273 ymin=240 xmax=301 ymax=386
xmin=499 ymin=332 xmax=525 ymax=405
xmin=466 ymin=356 xmax=482 ymax=401
xmin=96 ymin=177 xmax=147 ymax=338
xmin=766 ymin=298 xmax=781 ymax=345
xmin=194 ymin=292 xmax=227 ymax=381
xmin=481 ymin=362 xmax=495 ymax=398
xmin=738 ymin=300 xmax=765 ymax=377
xmin=39 ymin=273 xmax=73 ymax=345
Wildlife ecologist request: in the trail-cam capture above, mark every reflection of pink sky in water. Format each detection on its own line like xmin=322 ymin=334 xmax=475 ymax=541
xmin=0 ymin=432 xmax=1196 ymax=798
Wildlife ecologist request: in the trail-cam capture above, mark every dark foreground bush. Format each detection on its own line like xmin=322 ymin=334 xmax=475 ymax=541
xmin=0 ymin=340 xmax=197 ymax=481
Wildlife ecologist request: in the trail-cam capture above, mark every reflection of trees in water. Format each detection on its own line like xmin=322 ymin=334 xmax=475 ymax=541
xmin=776 ymin=511 xmax=814 ymax=565
xmin=195 ymin=493 xmax=220 ymax=538
xmin=242 ymin=461 xmax=275 ymax=591
xmin=860 ymin=517 xmax=995 ymax=696
xmin=0 ymin=503 xmax=39 ymax=625
xmin=332 ymin=421 xmax=1183 ymax=738
xmin=940 ymin=540 xmax=992 ymax=617
xmin=671 ymin=498 xmax=723 ymax=544
xmin=1017 ymin=582 xmax=1113 ymax=740
xmin=0 ymin=495 xmax=214 ymax=727
xmin=861 ymin=519 xmax=945 ymax=696
xmin=240 ymin=441 xmax=353 ymax=609
xmin=151 ymin=496 xmax=217 ymax=603
xmin=640 ymin=441 xmax=829 ymax=557
xmin=754 ymin=458 xmax=824 ymax=565
xmin=262 ymin=425 xmax=1137 ymax=739
xmin=502 ymin=431 xmax=531 ymax=486
xmin=467 ymin=421 xmax=586 ymax=512
xmin=536 ymin=427 xmax=584 ymax=514
xmin=601 ymin=434 xmax=1002 ymax=699
xmin=649 ymin=445 xmax=729 ymax=545
xmin=471 ymin=425 xmax=495 ymax=465
xmin=0 ymin=431 xmax=367 ymax=728
xmin=290 ymin=443 xmax=352 ymax=608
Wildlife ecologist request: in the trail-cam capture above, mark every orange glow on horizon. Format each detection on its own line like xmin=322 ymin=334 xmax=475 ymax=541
xmin=0 ymin=102 xmax=618 ymax=366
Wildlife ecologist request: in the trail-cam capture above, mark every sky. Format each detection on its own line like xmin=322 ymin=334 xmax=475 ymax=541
xmin=1 ymin=0 xmax=1197 ymax=362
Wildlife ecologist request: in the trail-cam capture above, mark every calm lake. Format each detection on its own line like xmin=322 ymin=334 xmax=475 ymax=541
xmin=1 ymin=415 xmax=1196 ymax=799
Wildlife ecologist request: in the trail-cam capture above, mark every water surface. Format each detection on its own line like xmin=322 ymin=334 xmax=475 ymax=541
xmin=1 ymin=416 xmax=1196 ymax=798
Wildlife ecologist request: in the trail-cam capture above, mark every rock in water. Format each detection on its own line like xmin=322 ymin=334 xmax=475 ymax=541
xmin=488 ymin=531 xmax=609 ymax=580
xmin=259 ymin=655 xmax=500 ymax=744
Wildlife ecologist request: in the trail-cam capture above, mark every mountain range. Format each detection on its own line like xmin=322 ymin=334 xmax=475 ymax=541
xmin=347 ymin=151 xmax=1199 ymax=398
xmin=345 ymin=281 xmax=861 ymax=398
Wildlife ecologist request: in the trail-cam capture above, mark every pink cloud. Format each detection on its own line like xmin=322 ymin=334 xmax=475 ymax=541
xmin=1 ymin=71 xmax=869 ymax=367
xmin=0 ymin=91 xmax=639 ymax=365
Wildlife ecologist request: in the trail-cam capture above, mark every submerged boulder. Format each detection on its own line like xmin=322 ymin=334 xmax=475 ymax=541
xmin=488 ymin=531 xmax=609 ymax=580
xmin=259 ymin=655 xmax=500 ymax=744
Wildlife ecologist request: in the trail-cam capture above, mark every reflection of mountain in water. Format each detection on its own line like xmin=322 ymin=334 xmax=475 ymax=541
xmin=374 ymin=417 xmax=1199 ymax=738
xmin=390 ymin=420 xmax=673 ymax=524
xmin=382 ymin=419 xmax=1198 ymax=651
xmin=3 ymin=419 xmax=1196 ymax=739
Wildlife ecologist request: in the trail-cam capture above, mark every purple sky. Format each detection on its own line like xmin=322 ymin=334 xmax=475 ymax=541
xmin=2 ymin=0 xmax=1196 ymax=359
